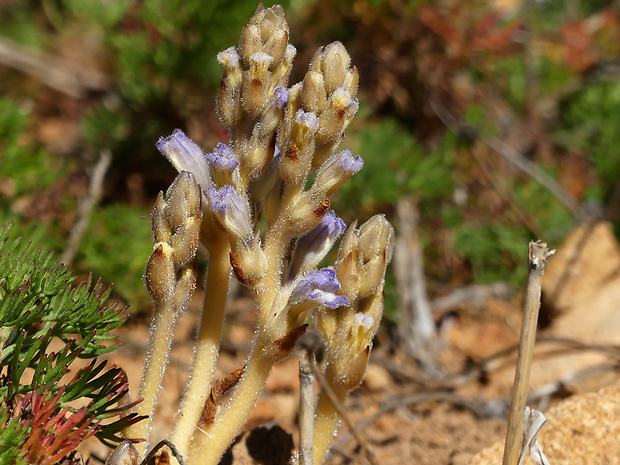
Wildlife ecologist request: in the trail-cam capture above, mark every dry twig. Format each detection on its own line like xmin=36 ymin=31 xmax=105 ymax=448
xmin=298 ymin=349 xmax=316 ymax=465
xmin=61 ymin=149 xmax=113 ymax=266
xmin=0 ymin=37 xmax=110 ymax=98
xmin=502 ymin=240 xmax=554 ymax=465
xmin=394 ymin=197 xmax=438 ymax=375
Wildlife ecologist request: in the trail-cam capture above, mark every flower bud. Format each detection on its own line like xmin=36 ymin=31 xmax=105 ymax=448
xmin=145 ymin=243 xmax=175 ymax=304
xmin=334 ymin=251 xmax=359 ymax=303
xmin=151 ymin=191 xmax=172 ymax=243
xmin=343 ymin=67 xmax=360 ymax=96
xmin=258 ymin=4 xmax=286 ymax=42
xmin=263 ymin=28 xmax=288 ymax=64
xmin=217 ymin=47 xmax=243 ymax=89
xmin=105 ymin=441 xmax=140 ymax=465
xmin=329 ymin=345 xmax=370 ymax=391
xmin=334 ymin=221 xmax=360 ymax=301
xmin=278 ymin=109 xmax=319 ymax=184
xmin=317 ymin=89 xmax=359 ymax=143
xmin=357 ymin=289 xmax=384 ymax=328
xmin=272 ymin=44 xmax=296 ymax=86
xmin=206 ymin=185 xmax=253 ymax=242
xmin=320 ymin=42 xmax=351 ymax=94
xmin=259 ymin=87 xmax=289 ymax=140
xmin=357 ymin=252 xmax=388 ymax=298
xmin=230 ymin=238 xmax=266 ymax=287
xmin=206 ymin=143 xmax=239 ymax=187
xmin=156 ymin=130 xmax=212 ymax=193
xmin=311 ymin=149 xmax=363 ymax=198
xmin=242 ymin=52 xmax=274 ymax=116
xmin=301 ymin=71 xmax=327 ymax=114
xmin=169 ymin=213 xmax=202 ymax=267
xmin=288 ymin=211 xmax=346 ymax=279
xmin=358 ymin=214 xmax=394 ymax=264
xmin=239 ymin=24 xmax=262 ymax=66
xmin=165 ymin=171 xmax=202 ymax=229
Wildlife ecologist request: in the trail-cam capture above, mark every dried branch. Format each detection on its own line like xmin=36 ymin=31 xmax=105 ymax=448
xmin=393 ymin=196 xmax=438 ymax=375
xmin=0 ymin=37 xmax=111 ymax=98
xmin=298 ymin=349 xmax=316 ymax=465
xmin=429 ymin=97 xmax=581 ymax=219
xmin=61 ymin=149 xmax=113 ymax=266
xmin=502 ymin=240 xmax=554 ymax=465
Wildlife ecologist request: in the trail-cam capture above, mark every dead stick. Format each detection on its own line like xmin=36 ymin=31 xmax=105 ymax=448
xmin=298 ymin=350 xmax=315 ymax=465
xmin=61 ymin=149 xmax=112 ymax=266
xmin=502 ymin=240 xmax=554 ymax=465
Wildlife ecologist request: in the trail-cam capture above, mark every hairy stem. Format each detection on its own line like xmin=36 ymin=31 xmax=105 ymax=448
xmin=171 ymin=238 xmax=231 ymax=457
xmin=186 ymin=342 xmax=274 ymax=465
xmin=312 ymin=384 xmax=347 ymax=465
xmin=124 ymin=300 xmax=177 ymax=456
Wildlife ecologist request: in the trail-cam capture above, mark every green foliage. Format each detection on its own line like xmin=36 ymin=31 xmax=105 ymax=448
xmin=454 ymin=223 xmax=531 ymax=285
xmin=0 ymin=99 xmax=62 ymax=197
xmin=339 ymin=116 xmax=455 ymax=211
xmin=493 ymin=57 xmax=527 ymax=108
xmin=0 ymin=409 xmax=28 ymax=465
xmin=559 ymin=80 xmax=620 ymax=189
xmin=0 ymin=224 xmax=143 ymax=461
xmin=78 ymin=205 xmax=152 ymax=308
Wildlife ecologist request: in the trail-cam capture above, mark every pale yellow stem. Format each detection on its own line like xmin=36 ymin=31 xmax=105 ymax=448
xmin=186 ymin=342 xmax=274 ymax=465
xmin=170 ymin=238 xmax=231 ymax=457
xmin=312 ymin=386 xmax=347 ymax=465
xmin=124 ymin=300 xmax=176 ymax=456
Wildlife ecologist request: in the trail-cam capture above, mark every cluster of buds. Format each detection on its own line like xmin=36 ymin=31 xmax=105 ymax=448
xmin=118 ymin=5 xmax=394 ymax=465
xmin=145 ymin=172 xmax=202 ymax=310
xmin=124 ymin=172 xmax=202 ymax=449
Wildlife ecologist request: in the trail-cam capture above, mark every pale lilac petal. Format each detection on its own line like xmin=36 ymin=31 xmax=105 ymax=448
xmin=206 ymin=185 xmax=253 ymax=240
xmin=290 ymin=268 xmax=349 ymax=309
xmin=206 ymin=143 xmax=239 ymax=172
xmin=295 ymin=109 xmax=319 ymax=133
xmin=157 ymin=129 xmax=212 ymax=191
xmin=289 ymin=211 xmax=346 ymax=278
xmin=273 ymin=87 xmax=289 ymax=110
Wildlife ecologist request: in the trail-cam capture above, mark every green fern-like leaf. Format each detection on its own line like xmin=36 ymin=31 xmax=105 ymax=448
xmin=0 ymin=223 xmax=141 ymax=462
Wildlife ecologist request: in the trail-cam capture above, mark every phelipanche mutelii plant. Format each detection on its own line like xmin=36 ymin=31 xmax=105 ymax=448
xmin=121 ymin=4 xmax=394 ymax=465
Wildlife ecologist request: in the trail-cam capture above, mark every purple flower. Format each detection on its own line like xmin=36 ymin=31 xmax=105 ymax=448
xmin=273 ymin=87 xmax=289 ymax=110
xmin=290 ymin=269 xmax=350 ymax=309
xmin=313 ymin=149 xmax=363 ymax=197
xmin=206 ymin=185 xmax=253 ymax=241
xmin=288 ymin=211 xmax=346 ymax=278
xmin=206 ymin=143 xmax=239 ymax=171
xmin=157 ymin=129 xmax=212 ymax=192
xmin=206 ymin=143 xmax=239 ymax=186
xmin=337 ymin=150 xmax=364 ymax=173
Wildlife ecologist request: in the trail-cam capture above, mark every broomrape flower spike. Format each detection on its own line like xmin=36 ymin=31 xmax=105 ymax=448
xmin=118 ymin=5 xmax=393 ymax=465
